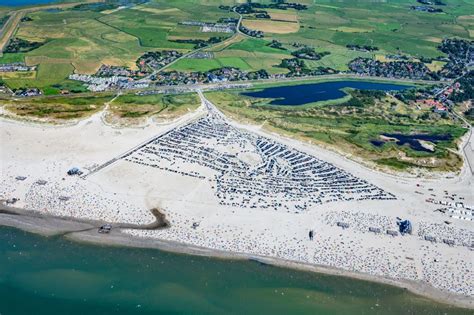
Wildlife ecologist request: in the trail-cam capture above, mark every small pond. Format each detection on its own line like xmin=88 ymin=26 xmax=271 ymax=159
xmin=373 ymin=133 xmax=452 ymax=152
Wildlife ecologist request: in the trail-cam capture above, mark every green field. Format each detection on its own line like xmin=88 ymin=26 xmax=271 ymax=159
xmin=4 ymin=63 xmax=74 ymax=89
xmin=0 ymin=53 xmax=25 ymax=64
xmin=230 ymin=0 xmax=473 ymax=70
xmin=292 ymin=0 xmax=473 ymax=58
xmin=168 ymin=56 xmax=253 ymax=72
xmin=226 ymin=38 xmax=290 ymax=54
xmin=0 ymin=0 xmax=471 ymax=90
xmin=204 ymin=37 xmax=293 ymax=74
xmin=0 ymin=0 xmax=237 ymax=90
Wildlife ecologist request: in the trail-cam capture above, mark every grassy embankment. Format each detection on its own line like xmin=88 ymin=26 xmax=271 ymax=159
xmin=205 ymin=88 xmax=467 ymax=172
xmin=108 ymin=92 xmax=200 ymax=120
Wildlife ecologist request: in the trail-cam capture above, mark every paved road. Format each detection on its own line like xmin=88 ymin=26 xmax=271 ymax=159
xmin=0 ymin=11 xmax=24 ymax=53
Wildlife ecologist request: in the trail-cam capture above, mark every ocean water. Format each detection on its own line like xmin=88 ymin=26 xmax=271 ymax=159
xmin=0 ymin=226 xmax=469 ymax=315
xmin=242 ymin=81 xmax=412 ymax=106
xmin=0 ymin=0 xmax=59 ymax=6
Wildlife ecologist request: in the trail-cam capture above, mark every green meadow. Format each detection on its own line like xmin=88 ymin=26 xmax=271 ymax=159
xmin=168 ymin=57 xmax=253 ymax=72
xmin=0 ymin=0 xmax=237 ymax=90
xmin=0 ymin=0 xmax=470 ymax=90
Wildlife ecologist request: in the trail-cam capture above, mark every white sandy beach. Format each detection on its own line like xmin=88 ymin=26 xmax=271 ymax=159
xmin=1 ymin=94 xmax=473 ymax=307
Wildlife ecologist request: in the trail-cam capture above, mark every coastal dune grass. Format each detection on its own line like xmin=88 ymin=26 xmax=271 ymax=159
xmin=3 ymin=94 xmax=113 ymax=119
xmin=205 ymin=87 xmax=467 ymax=172
xmin=3 ymin=92 xmax=201 ymax=122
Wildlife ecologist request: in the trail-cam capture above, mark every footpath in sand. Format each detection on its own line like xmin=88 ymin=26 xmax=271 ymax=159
xmin=0 ymin=93 xmax=473 ymax=308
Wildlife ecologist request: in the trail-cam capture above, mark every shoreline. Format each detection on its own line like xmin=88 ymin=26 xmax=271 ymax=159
xmin=0 ymin=205 xmax=472 ymax=310
xmin=1 ymin=93 xmax=472 ymax=311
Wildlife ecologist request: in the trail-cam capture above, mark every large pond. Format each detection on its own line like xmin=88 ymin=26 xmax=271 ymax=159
xmin=242 ymin=81 xmax=412 ymax=106
xmin=0 ymin=226 xmax=469 ymax=315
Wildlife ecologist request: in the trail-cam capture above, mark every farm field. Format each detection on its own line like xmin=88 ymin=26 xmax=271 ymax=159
xmin=295 ymin=0 xmax=473 ymax=58
xmin=168 ymin=57 xmax=253 ymax=72
xmin=170 ymin=37 xmax=293 ymax=73
xmin=204 ymin=37 xmax=293 ymax=74
xmin=2 ymin=93 xmax=114 ymax=119
xmin=241 ymin=19 xmax=300 ymax=34
xmin=172 ymin=0 xmax=473 ymax=74
xmin=0 ymin=0 xmax=470 ymax=91
xmin=0 ymin=0 xmax=237 ymax=90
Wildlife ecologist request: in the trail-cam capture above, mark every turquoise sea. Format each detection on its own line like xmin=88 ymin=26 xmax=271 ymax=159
xmin=0 ymin=0 xmax=59 ymax=6
xmin=0 ymin=226 xmax=470 ymax=315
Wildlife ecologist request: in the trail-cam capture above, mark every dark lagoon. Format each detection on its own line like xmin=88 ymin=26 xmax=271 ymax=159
xmin=0 ymin=226 xmax=469 ymax=315
xmin=242 ymin=81 xmax=412 ymax=106
xmin=377 ymin=133 xmax=452 ymax=152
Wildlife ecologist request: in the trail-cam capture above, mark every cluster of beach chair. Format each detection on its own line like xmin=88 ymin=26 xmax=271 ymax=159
xmin=123 ymin=108 xmax=395 ymax=212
